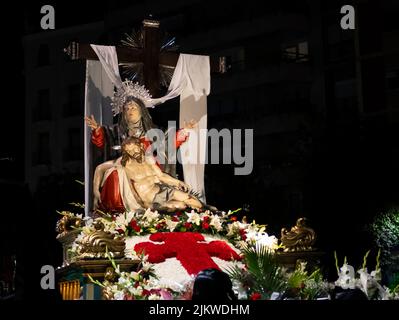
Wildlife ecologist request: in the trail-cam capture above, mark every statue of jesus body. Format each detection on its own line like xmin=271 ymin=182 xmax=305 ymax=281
xmin=97 ymin=136 xmax=203 ymax=213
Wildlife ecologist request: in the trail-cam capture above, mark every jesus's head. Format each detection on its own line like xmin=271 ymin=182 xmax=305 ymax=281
xmin=121 ymin=136 xmax=145 ymax=166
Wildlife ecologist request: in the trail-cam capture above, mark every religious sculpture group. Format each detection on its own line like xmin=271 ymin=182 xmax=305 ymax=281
xmin=85 ymin=80 xmax=207 ymax=214
xmin=55 ymin=20 xmax=322 ymax=301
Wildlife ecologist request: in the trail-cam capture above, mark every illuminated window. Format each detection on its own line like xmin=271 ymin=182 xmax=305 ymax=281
xmin=282 ymin=41 xmax=309 ymax=62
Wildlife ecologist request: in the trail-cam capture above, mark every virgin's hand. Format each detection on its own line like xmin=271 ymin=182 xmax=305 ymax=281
xmin=84 ymin=115 xmax=99 ymax=130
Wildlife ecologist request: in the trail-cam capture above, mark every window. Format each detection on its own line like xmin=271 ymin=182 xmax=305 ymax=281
xmin=282 ymin=41 xmax=309 ymax=63
xmin=34 ymin=132 xmax=50 ymax=165
xmin=213 ymin=47 xmax=245 ymax=72
xmin=34 ymin=89 xmax=51 ymax=121
xmin=37 ymin=44 xmax=50 ymax=67
xmin=64 ymin=128 xmax=82 ymax=161
xmin=325 ymin=24 xmax=355 ymax=61
xmin=64 ymin=84 xmax=82 ymax=117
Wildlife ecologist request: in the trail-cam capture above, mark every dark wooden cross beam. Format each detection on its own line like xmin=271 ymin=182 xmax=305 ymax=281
xmin=64 ymin=19 xmax=228 ymax=98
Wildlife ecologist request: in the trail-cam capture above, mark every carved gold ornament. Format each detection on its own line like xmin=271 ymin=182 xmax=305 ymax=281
xmin=281 ymin=218 xmax=316 ymax=252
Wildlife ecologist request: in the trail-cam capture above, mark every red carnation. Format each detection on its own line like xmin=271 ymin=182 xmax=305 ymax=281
xmin=250 ymin=292 xmax=262 ymax=300
xmin=142 ymin=289 xmax=150 ymax=296
xmin=172 ymin=216 xmax=179 ymax=222
xmin=175 ymin=211 xmax=182 ymax=217
xmin=239 ymin=228 xmax=247 ymax=240
xmin=203 ymin=216 xmax=210 ymax=223
xmin=184 ymin=222 xmax=192 ymax=229
xmin=129 ymin=220 xmax=141 ymax=232
xmin=202 ymin=222 xmax=210 ymax=230
xmin=155 ymin=223 xmax=163 ymax=230
xmin=130 ymin=219 xmax=138 ymax=228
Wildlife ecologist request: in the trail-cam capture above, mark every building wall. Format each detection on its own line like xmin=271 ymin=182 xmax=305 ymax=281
xmin=22 ymin=1 xmax=399 ymax=241
xmin=23 ymin=22 xmax=105 ymax=192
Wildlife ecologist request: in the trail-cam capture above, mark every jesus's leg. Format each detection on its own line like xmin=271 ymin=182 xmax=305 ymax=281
xmin=172 ymin=190 xmax=203 ymax=209
xmin=162 ymin=200 xmax=187 ymax=211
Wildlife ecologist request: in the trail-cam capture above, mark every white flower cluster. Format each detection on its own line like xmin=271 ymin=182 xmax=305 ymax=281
xmin=245 ymin=230 xmax=279 ymax=252
xmin=335 ymin=263 xmax=398 ymax=300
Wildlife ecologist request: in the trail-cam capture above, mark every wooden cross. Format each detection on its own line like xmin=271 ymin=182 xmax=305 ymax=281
xmin=64 ymin=18 xmax=228 ymax=98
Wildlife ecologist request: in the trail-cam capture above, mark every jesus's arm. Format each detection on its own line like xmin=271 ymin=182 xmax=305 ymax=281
xmin=149 ymin=160 xmax=190 ymax=191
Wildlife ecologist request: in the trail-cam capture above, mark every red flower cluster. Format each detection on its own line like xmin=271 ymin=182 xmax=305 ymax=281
xmin=156 ymin=222 xmax=165 ymax=230
xmin=183 ymin=222 xmax=192 ymax=229
xmin=134 ymin=232 xmax=241 ymax=275
xmin=239 ymin=228 xmax=247 ymax=240
xmin=129 ymin=219 xmax=141 ymax=233
xmin=201 ymin=222 xmax=210 ymax=230
xmin=250 ymin=292 xmax=262 ymax=300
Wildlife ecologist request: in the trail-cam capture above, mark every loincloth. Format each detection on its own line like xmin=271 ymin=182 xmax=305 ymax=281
xmin=152 ymin=183 xmax=176 ymax=208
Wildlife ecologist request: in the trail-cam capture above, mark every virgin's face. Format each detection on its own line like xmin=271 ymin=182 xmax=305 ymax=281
xmin=124 ymin=101 xmax=141 ymax=123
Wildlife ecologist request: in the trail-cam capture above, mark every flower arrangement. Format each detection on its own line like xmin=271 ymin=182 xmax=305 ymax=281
xmin=89 ymin=250 xmax=183 ymax=300
xmin=59 ymin=205 xmax=399 ymax=300
xmin=226 ymin=243 xmax=287 ymax=300
xmin=64 ymin=206 xmax=282 ymax=299
xmin=284 ymin=262 xmax=331 ymax=300
xmin=111 ymin=208 xmax=251 ymax=240
xmin=334 ymin=250 xmax=399 ymax=300
xmin=69 ymin=207 xmax=274 ymax=257
xmin=227 ymin=247 xmax=398 ymax=300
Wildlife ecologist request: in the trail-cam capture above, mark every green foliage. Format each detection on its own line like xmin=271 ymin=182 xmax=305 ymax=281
xmin=388 ymin=272 xmax=399 ymax=293
xmin=371 ymin=208 xmax=399 ymax=250
xmin=370 ymin=208 xmax=399 ymax=269
xmin=286 ymin=263 xmax=329 ymax=300
xmin=226 ymin=245 xmax=287 ymax=299
xmin=287 ymin=264 xmax=308 ymax=289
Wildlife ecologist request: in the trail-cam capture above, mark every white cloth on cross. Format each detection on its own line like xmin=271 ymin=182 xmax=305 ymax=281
xmin=91 ymin=45 xmax=122 ymax=88
xmin=84 ymin=60 xmax=114 ymax=216
xmin=84 ymin=45 xmax=210 ymax=212
xmin=152 ymin=54 xmax=209 ymax=202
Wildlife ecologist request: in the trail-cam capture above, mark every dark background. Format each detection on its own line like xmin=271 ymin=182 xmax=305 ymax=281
xmin=1 ymin=0 xmax=398 ymax=301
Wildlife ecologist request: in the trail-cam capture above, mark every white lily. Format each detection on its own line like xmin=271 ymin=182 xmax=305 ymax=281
xmin=129 ymin=285 xmax=143 ymax=296
xmin=165 ymin=217 xmax=179 ymax=231
xmin=210 ymin=215 xmax=223 ymax=232
xmin=143 ymin=208 xmax=160 ymax=223
xmin=186 ymin=210 xmax=201 ymax=225
xmin=255 ymin=233 xmax=279 ymax=252
xmin=113 ymin=291 xmax=125 ymax=300
xmin=335 ymin=263 xmax=356 ymax=289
